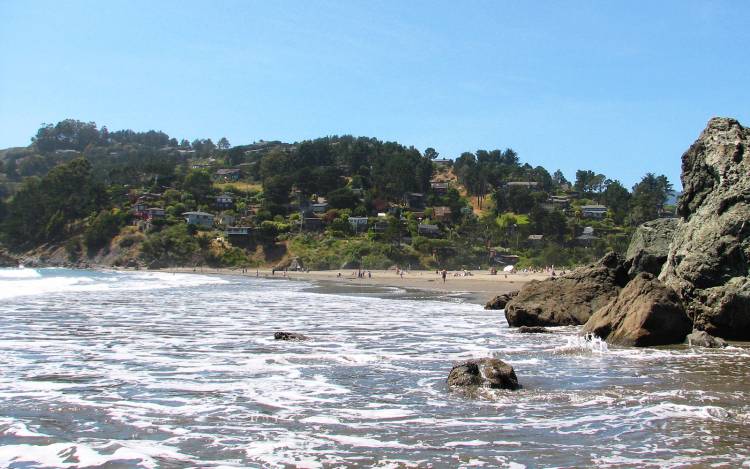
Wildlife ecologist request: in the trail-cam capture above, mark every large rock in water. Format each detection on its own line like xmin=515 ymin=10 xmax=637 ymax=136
xmin=626 ymin=218 xmax=678 ymax=276
xmin=447 ymin=358 xmax=520 ymax=390
xmin=686 ymin=330 xmax=727 ymax=348
xmin=484 ymin=291 xmax=518 ymax=310
xmin=583 ymin=273 xmax=692 ymax=346
xmin=659 ymin=117 xmax=750 ymax=340
xmin=504 ymin=252 xmax=629 ymax=327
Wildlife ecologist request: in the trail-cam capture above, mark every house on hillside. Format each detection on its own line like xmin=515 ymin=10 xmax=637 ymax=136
xmin=417 ymin=223 xmax=442 ymax=238
xmin=432 ymin=206 xmax=452 ymax=222
xmin=348 ymin=217 xmax=369 ymax=232
xmin=133 ymin=207 xmax=166 ymax=225
xmin=183 ymin=211 xmax=215 ymax=228
xmin=218 ymin=214 xmax=236 ymax=226
xmin=311 ymin=202 xmax=329 ymax=214
xmin=433 ymin=158 xmax=452 ymax=166
xmin=581 ymin=205 xmax=608 ymax=219
xmin=527 ymin=234 xmax=544 ymax=245
xmin=576 ymin=226 xmax=597 ymax=245
xmin=506 ymin=181 xmax=539 ymax=189
xmin=430 ymin=182 xmax=449 ymax=195
xmin=214 ymin=168 xmax=241 ymax=182
xmin=225 ymin=226 xmax=251 ymax=236
xmin=404 ymin=192 xmax=426 ymax=210
xmin=215 ymin=194 xmax=234 ymax=210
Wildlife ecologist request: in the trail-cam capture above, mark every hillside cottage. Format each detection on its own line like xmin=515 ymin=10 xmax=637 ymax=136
xmin=183 ymin=211 xmax=215 ymax=228
xmin=145 ymin=208 xmax=165 ymax=220
xmin=418 ymin=223 xmax=442 ymax=238
xmin=430 ymin=182 xmax=449 ymax=195
xmin=348 ymin=217 xmax=369 ymax=232
xmin=506 ymin=181 xmax=539 ymax=189
xmin=214 ymin=168 xmax=241 ymax=181
xmin=581 ymin=205 xmax=608 ymax=219
xmin=311 ymin=202 xmax=329 ymax=214
xmin=215 ymin=194 xmax=234 ymax=210
xmin=404 ymin=193 xmax=426 ymax=210
xmin=432 ymin=206 xmax=452 ymax=222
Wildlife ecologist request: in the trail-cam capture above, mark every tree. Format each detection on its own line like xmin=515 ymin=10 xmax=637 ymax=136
xmin=182 ymin=170 xmax=213 ymax=203
xmin=2 ymin=158 xmax=106 ymax=245
xmin=217 ymin=137 xmax=231 ymax=150
xmin=552 ymin=169 xmax=569 ymax=186
xmin=327 ymin=187 xmax=360 ymax=210
xmin=602 ymin=180 xmax=631 ymax=224
xmin=630 ymin=173 xmax=674 ymax=225
xmin=424 ymin=147 xmax=439 ymax=160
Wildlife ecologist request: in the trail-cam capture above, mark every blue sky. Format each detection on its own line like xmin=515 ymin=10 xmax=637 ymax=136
xmin=1 ymin=1 xmax=749 ymax=189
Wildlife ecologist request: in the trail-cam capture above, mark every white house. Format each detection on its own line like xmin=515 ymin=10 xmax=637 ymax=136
xmin=348 ymin=217 xmax=368 ymax=231
xmin=581 ymin=205 xmax=608 ymax=219
xmin=183 ymin=211 xmax=215 ymax=228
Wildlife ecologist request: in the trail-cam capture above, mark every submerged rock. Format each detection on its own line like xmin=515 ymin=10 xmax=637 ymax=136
xmin=504 ymin=252 xmax=629 ymax=327
xmin=626 ymin=218 xmax=678 ymax=277
xmin=660 ymin=117 xmax=750 ymax=340
xmin=686 ymin=330 xmax=727 ymax=348
xmin=274 ymin=331 xmax=309 ymax=341
xmin=484 ymin=291 xmax=518 ymax=310
xmin=517 ymin=326 xmax=551 ymax=333
xmin=447 ymin=358 xmax=520 ymax=390
xmin=583 ymin=273 xmax=692 ymax=347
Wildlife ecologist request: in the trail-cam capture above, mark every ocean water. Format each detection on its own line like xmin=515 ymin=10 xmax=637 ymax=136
xmin=0 ymin=268 xmax=748 ymax=468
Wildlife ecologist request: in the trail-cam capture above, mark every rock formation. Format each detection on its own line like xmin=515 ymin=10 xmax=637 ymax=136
xmin=504 ymin=252 xmax=629 ymax=327
xmin=484 ymin=291 xmax=518 ymax=310
xmin=626 ymin=218 xmax=678 ymax=277
xmin=447 ymin=358 xmax=520 ymax=390
xmin=686 ymin=330 xmax=727 ymax=348
xmin=583 ymin=273 xmax=692 ymax=346
xmin=659 ymin=117 xmax=750 ymax=340
xmin=274 ymin=331 xmax=309 ymax=341
xmin=517 ymin=326 xmax=552 ymax=333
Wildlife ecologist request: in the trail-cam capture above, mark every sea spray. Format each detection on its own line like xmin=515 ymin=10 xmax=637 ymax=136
xmin=554 ymin=333 xmax=609 ymax=355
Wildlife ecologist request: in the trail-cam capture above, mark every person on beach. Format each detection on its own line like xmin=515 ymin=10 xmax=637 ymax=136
xmin=441 ymin=269 xmax=447 ymax=283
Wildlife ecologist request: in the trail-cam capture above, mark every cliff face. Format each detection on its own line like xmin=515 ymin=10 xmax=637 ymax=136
xmin=660 ymin=117 xmax=750 ymax=340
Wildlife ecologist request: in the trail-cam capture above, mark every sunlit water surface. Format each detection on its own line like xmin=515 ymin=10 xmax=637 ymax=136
xmin=0 ymin=268 xmax=748 ymax=468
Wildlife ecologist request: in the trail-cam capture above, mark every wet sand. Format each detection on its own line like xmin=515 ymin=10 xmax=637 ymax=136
xmin=158 ymin=267 xmax=552 ymax=305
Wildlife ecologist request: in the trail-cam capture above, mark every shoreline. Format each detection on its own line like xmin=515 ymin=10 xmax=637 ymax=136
xmin=153 ymin=267 xmax=551 ymax=306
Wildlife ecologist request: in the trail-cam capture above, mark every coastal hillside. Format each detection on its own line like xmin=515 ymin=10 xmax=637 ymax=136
xmin=0 ymin=119 xmax=676 ymax=270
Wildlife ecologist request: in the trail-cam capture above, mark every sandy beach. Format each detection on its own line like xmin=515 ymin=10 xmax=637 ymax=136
xmin=157 ymin=267 xmax=552 ymax=305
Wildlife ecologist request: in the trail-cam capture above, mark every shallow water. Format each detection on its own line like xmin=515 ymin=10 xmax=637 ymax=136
xmin=0 ymin=268 xmax=748 ymax=468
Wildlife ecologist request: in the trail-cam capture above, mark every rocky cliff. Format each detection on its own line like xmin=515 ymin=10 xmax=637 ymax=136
xmin=660 ymin=117 xmax=750 ymax=340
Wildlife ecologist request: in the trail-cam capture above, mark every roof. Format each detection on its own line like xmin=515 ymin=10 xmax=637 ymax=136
xmin=528 ymin=234 xmax=544 ymax=240
xmin=582 ymin=226 xmax=595 ymax=235
xmin=581 ymin=205 xmax=607 ymax=210
xmin=506 ymin=181 xmax=539 ymax=187
xmin=418 ymin=223 xmax=441 ymax=232
xmin=433 ymin=206 xmax=452 ymax=216
xmin=216 ymin=168 xmax=240 ymax=174
xmin=430 ymin=182 xmax=449 ymax=188
xmin=183 ymin=211 xmax=214 ymax=217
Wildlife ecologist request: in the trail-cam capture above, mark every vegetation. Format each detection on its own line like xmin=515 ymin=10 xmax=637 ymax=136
xmin=0 ymin=119 xmax=677 ymax=269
